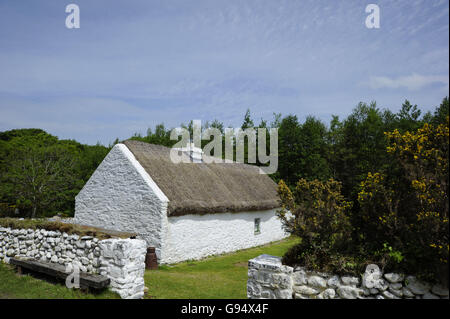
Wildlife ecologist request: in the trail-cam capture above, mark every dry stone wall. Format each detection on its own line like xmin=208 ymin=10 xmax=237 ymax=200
xmin=98 ymin=238 xmax=146 ymax=299
xmin=0 ymin=226 xmax=146 ymax=299
xmin=247 ymin=254 xmax=294 ymax=299
xmin=247 ymin=254 xmax=449 ymax=299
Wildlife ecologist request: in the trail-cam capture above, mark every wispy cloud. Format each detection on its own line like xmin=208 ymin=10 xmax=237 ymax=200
xmin=0 ymin=0 xmax=448 ymax=144
xmin=367 ymin=73 xmax=449 ymax=91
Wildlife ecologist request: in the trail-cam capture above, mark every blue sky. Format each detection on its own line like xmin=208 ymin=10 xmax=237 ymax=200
xmin=0 ymin=0 xmax=448 ymax=145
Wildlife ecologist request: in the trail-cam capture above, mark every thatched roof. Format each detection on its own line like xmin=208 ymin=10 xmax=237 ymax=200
xmin=122 ymin=140 xmax=280 ymax=216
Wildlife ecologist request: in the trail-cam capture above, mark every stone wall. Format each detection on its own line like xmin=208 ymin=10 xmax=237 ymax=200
xmin=98 ymin=238 xmax=146 ymax=299
xmin=0 ymin=226 xmax=147 ymax=299
xmin=247 ymin=254 xmax=294 ymax=299
xmin=247 ymin=254 xmax=449 ymax=299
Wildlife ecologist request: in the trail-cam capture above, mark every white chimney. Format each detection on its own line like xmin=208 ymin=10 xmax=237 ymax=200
xmin=186 ymin=142 xmax=203 ymax=163
xmin=174 ymin=141 xmax=203 ymax=163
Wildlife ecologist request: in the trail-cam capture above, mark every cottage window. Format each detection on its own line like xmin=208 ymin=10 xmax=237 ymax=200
xmin=254 ymin=218 xmax=261 ymax=234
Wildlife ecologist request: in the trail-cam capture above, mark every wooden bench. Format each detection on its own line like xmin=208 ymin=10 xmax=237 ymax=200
xmin=10 ymin=258 xmax=110 ymax=291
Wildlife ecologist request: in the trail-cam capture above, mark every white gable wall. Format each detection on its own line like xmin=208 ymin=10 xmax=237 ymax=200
xmin=160 ymin=209 xmax=288 ymax=264
xmin=74 ymin=144 xmax=168 ymax=259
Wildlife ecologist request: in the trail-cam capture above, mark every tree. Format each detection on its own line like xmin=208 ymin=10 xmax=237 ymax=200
xmin=396 ymin=100 xmax=422 ymax=132
xmin=298 ymin=116 xmax=330 ymax=181
xmin=270 ymin=113 xmax=282 ymax=128
xmin=209 ymin=119 xmax=224 ymax=134
xmin=330 ymin=102 xmax=390 ymax=198
xmin=432 ymin=97 xmax=449 ymax=126
xmin=0 ymin=129 xmax=110 ymax=217
xmin=2 ymin=134 xmax=76 ymax=218
xmin=241 ymin=109 xmax=254 ymax=129
xmin=132 ymin=123 xmax=173 ymax=147
xmin=277 ymin=115 xmax=302 ymax=186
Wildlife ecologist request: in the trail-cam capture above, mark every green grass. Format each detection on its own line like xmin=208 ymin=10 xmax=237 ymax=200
xmin=0 ymin=262 xmax=120 ymax=299
xmin=144 ymin=236 xmax=300 ymax=299
xmin=0 ymin=236 xmax=299 ymax=299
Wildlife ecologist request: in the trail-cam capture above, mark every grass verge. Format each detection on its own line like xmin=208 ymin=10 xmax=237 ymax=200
xmin=0 ymin=262 xmax=119 ymax=299
xmin=144 ymin=236 xmax=300 ymax=299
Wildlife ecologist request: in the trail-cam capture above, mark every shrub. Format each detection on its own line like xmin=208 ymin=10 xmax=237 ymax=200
xmin=277 ymin=178 xmax=353 ymax=271
xmin=358 ymin=118 xmax=449 ymax=282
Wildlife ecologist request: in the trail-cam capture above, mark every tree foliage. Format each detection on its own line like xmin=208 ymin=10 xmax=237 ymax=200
xmin=358 ymin=117 xmax=449 ymax=282
xmin=0 ymin=130 xmax=110 ymax=217
xmin=277 ymin=178 xmax=355 ymax=273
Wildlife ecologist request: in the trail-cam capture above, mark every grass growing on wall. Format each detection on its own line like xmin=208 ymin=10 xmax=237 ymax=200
xmin=0 ymin=218 xmax=135 ymax=240
xmin=144 ymin=236 xmax=300 ymax=299
xmin=0 ymin=263 xmax=120 ymax=299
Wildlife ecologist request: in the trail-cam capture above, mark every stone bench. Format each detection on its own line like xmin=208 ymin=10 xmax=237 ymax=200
xmin=10 ymin=257 xmax=110 ymax=291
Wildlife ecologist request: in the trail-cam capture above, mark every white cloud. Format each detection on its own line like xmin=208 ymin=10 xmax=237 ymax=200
xmin=367 ymin=73 xmax=449 ymax=91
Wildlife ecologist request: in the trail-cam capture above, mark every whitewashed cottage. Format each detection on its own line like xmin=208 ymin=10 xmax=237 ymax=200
xmin=74 ymin=140 xmax=287 ymax=264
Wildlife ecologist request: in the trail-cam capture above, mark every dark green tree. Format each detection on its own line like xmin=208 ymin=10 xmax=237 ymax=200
xmin=277 ymin=115 xmax=302 ymax=186
xmin=241 ymin=109 xmax=255 ymax=129
xmin=2 ymin=134 xmax=76 ymax=218
xmin=297 ymin=116 xmax=331 ymax=181
xmin=432 ymin=96 xmax=449 ymax=125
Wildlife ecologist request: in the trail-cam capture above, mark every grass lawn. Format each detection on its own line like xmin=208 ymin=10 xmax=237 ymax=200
xmin=0 ymin=262 xmax=120 ymax=299
xmin=144 ymin=236 xmax=300 ymax=299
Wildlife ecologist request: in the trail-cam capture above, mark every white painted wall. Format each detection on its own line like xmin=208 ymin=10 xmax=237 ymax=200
xmin=160 ymin=209 xmax=288 ymax=264
xmin=74 ymin=144 xmax=168 ymax=259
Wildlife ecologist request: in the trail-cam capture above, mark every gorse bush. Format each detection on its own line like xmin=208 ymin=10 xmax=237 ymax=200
xmin=359 ymin=117 xmax=449 ymax=282
xmin=277 ymin=179 xmax=357 ymax=274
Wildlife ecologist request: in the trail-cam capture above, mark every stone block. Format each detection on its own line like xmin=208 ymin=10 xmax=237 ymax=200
xmin=384 ymin=273 xmax=404 ymax=283
xmin=308 ymin=275 xmax=327 ymax=289
xmin=293 ymin=285 xmax=320 ymax=295
xmin=318 ymin=288 xmax=336 ymax=299
xmin=431 ymin=284 xmax=449 ymax=297
xmin=337 ymin=286 xmax=363 ymax=299
xmin=405 ymin=276 xmax=430 ymax=295
xmin=341 ymin=276 xmax=360 ymax=287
